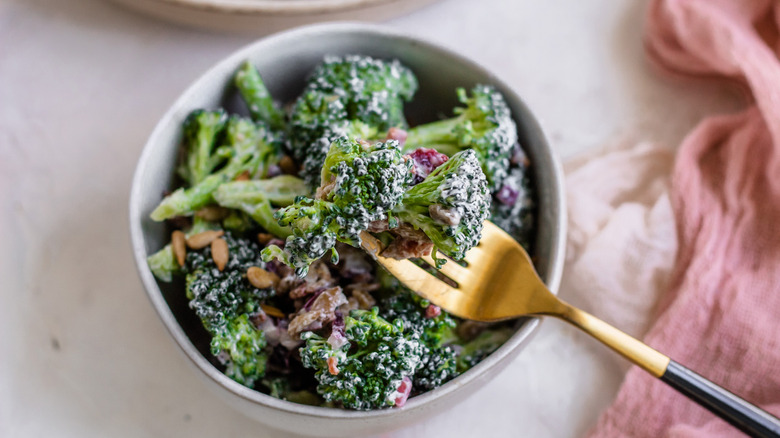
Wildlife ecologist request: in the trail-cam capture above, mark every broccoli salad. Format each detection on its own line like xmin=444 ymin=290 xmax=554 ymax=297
xmin=146 ymin=55 xmax=535 ymax=410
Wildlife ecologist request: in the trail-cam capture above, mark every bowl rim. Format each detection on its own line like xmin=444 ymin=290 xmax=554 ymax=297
xmin=129 ymin=21 xmax=567 ymax=420
xmin=149 ymin=0 xmax=410 ymax=15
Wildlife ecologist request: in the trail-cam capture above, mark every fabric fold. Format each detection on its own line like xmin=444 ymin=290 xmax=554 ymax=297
xmin=586 ymin=1 xmax=780 ymax=436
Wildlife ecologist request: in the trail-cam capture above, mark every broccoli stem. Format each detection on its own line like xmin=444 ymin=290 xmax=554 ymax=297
xmin=403 ymin=118 xmax=462 ymax=155
xmin=213 ymin=176 xmax=309 ymax=239
xmin=216 ymin=175 xmax=308 ymax=207
xmin=234 ymin=61 xmax=285 ymax=130
xmin=151 ymin=117 xmax=272 ymax=221
xmin=150 ymin=172 xmax=232 ymax=221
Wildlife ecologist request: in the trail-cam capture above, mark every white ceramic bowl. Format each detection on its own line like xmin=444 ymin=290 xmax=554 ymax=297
xmin=108 ymin=0 xmax=442 ymax=35
xmin=129 ymin=22 xmax=566 ymax=437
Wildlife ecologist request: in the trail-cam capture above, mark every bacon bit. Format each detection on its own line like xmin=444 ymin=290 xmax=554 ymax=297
xmin=425 ymin=304 xmax=441 ymax=319
xmin=288 ymin=287 xmax=348 ymax=337
xmin=260 ymin=304 xmax=286 ymax=319
xmin=327 ymin=356 xmax=339 ymax=376
xmin=394 ymin=376 xmax=412 ymax=407
xmin=381 ymin=236 xmax=433 ymax=259
xmin=171 ymin=230 xmax=186 ymax=267
xmin=385 ymin=127 xmax=408 ymax=146
xmin=234 ymin=170 xmax=251 ymax=181
xmin=510 ymin=143 xmax=530 ymax=167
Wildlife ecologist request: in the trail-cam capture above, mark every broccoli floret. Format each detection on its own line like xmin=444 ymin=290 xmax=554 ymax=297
xmin=146 ymin=216 xmax=217 ymax=282
xmin=177 ymin=109 xmax=229 ymax=186
xmin=414 ymin=346 xmax=458 ymax=390
xmin=263 ymin=137 xmax=410 ymax=275
xmin=212 ymin=175 xmax=309 ymax=238
xmin=261 ymin=198 xmax=341 ymax=276
xmin=404 ymin=85 xmax=518 ymax=191
xmin=392 ymin=149 xmax=490 ymax=261
xmin=379 ymin=288 xmax=459 ymax=390
xmin=455 ymin=327 xmax=515 ymax=373
xmin=289 ymin=55 xmax=417 ymax=185
xmin=234 ymin=61 xmax=286 ymax=130
xmin=184 ymin=232 xmax=273 ymax=333
xmin=151 ymin=115 xmax=279 ymax=221
xmin=299 ymin=308 xmax=425 ymax=410
xmin=182 ymin=232 xmax=273 ymax=387
xmin=210 ymin=313 xmax=268 ymax=386
xmin=379 ymin=288 xmax=456 ymax=348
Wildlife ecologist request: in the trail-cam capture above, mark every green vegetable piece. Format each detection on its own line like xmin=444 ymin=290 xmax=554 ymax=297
xmin=234 ymin=61 xmax=286 ymax=130
xmin=289 ymin=55 xmax=418 ymax=185
xmin=490 ymin=164 xmax=535 ymax=249
xmin=184 ymin=232 xmax=273 ymax=333
xmin=178 ymin=109 xmax=229 ymax=187
xmin=455 ymin=327 xmax=515 ymax=373
xmin=210 ymin=313 xmax=268 ymax=386
xmin=262 ymin=137 xmax=410 ymax=276
xmin=405 ymin=85 xmax=518 ymax=191
xmin=151 ymin=115 xmax=276 ymax=221
xmin=181 ymin=232 xmax=274 ymax=387
xmin=299 ymin=308 xmax=425 ymax=410
xmin=212 ymin=175 xmax=308 ymax=239
xmin=392 ymin=149 xmax=491 ymax=261
xmin=379 ymin=287 xmax=459 ymax=390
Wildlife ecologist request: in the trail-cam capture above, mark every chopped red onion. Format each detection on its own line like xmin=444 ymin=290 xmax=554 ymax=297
xmin=496 ymin=184 xmax=520 ymax=206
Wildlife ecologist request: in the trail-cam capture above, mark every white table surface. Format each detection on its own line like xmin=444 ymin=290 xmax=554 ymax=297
xmin=0 ymin=0 xmax=740 ymax=436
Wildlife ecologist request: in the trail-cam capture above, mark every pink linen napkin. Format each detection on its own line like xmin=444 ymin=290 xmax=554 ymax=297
xmin=586 ymin=0 xmax=780 ymax=436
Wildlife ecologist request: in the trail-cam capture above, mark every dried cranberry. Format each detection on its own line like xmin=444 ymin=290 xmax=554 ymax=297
xmin=425 ymin=304 xmax=441 ymax=319
xmin=394 ymin=376 xmax=413 ymax=407
xmin=406 ymin=148 xmax=449 ymax=185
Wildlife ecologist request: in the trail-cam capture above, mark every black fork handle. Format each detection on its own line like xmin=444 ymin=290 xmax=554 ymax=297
xmin=660 ymin=360 xmax=780 ymax=438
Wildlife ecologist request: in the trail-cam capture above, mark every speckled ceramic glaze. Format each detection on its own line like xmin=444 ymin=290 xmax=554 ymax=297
xmin=108 ymin=0 xmax=442 ymax=34
xmin=129 ymin=23 xmax=566 ymax=437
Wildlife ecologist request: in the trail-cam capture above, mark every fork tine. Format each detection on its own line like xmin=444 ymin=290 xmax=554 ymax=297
xmin=462 ymin=245 xmax=486 ymax=266
xmin=372 ymin=256 xmax=460 ymax=304
xmin=358 ymin=231 xmax=462 ymax=306
xmin=419 ymin=254 xmax=470 ymax=282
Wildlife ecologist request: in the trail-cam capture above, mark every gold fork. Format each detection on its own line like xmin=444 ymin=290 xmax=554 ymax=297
xmin=360 ymin=222 xmax=780 ymax=438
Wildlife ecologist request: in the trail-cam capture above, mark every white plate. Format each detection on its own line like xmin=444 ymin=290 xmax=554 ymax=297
xmin=108 ymin=0 xmax=442 ymax=34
